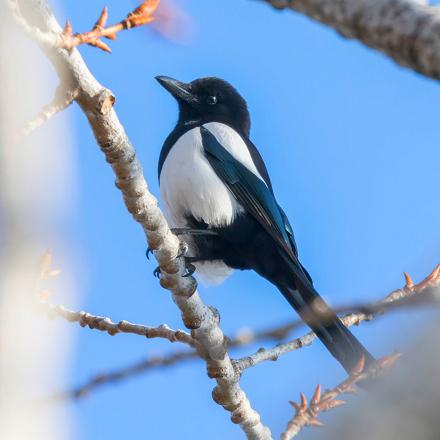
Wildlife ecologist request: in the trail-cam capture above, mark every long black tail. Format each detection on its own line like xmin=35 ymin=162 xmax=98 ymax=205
xmin=275 ymin=258 xmax=376 ymax=374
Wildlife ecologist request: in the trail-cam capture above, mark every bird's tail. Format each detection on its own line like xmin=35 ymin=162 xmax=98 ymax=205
xmin=276 ymin=259 xmax=376 ymax=374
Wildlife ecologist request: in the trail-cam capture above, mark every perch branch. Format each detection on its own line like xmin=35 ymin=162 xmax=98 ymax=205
xmin=260 ymin=0 xmax=440 ymax=81
xmin=18 ymin=1 xmax=273 ymax=438
xmin=281 ymin=353 xmax=401 ymax=439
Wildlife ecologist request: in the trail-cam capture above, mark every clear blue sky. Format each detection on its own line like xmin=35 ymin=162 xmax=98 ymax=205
xmin=51 ymin=1 xmax=440 ymax=438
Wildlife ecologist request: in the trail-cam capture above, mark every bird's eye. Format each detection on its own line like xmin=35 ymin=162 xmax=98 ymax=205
xmin=206 ymin=95 xmax=217 ymax=105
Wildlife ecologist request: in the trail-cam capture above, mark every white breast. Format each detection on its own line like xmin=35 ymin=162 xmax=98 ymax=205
xmin=160 ymin=122 xmax=265 ymax=228
xmin=159 ymin=122 xmax=265 ymax=285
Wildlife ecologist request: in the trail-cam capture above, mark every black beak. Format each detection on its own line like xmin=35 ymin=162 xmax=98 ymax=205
xmin=155 ymin=76 xmax=197 ymax=104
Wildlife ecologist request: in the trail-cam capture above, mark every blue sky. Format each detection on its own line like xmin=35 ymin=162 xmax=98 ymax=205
xmin=49 ymin=1 xmax=440 ymax=438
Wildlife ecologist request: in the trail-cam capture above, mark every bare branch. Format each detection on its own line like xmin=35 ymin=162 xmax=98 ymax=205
xmin=260 ymin=0 xmax=440 ymax=81
xmin=58 ymin=350 xmax=196 ymax=400
xmin=18 ymin=2 xmax=273 ymax=438
xmin=40 ymin=301 xmax=198 ymax=347
xmin=281 ymin=353 xmax=401 ymax=439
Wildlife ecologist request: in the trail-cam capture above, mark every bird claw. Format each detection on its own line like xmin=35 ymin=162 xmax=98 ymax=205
xmin=146 ymin=247 xmax=153 ymax=260
xmin=182 ymin=262 xmax=196 ymax=278
xmin=153 ymin=266 xmax=161 ymax=279
xmin=153 ymin=259 xmax=195 ymax=279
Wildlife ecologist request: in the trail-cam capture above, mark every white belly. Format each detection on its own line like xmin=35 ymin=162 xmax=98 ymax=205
xmin=159 ymin=122 xmax=265 ymax=285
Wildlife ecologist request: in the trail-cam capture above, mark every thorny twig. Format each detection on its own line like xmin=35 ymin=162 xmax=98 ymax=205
xmin=58 ymin=0 xmax=160 ymax=53
xmin=281 ymin=353 xmax=401 ymax=440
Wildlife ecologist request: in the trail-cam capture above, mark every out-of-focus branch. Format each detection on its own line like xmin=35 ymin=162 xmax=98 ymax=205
xmin=260 ymin=0 xmax=440 ymax=81
xmin=58 ymin=350 xmax=196 ymax=400
xmin=280 ymin=353 xmax=400 ymax=440
xmin=17 ymin=2 xmax=272 ymax=438
xmin=236 ymin=264 xmax=440 ymax=370
xmin=18 ymin=85 xmax=78 ymax=139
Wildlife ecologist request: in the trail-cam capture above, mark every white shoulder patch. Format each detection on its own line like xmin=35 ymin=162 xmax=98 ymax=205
xmin=202 ymin=122 xmax=266 ymax=183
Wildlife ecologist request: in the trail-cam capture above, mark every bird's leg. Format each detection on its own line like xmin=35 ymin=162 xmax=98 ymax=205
xmin=171 ymin=228 xmax=219 ymax=237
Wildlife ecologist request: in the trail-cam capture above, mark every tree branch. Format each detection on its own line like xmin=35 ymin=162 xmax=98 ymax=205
xmin=18 ymin=2 xmax=273 ymax=438
xmin=260 ymin=0 xmax=440 ymax=81
xmin=40 ymin=301 xmax=198 ymax=347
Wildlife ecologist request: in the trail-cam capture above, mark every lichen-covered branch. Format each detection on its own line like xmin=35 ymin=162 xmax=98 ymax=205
xmin=17 ymin=1 xmax=272 ymax=438
xmin=260 ymin=0 xmax=440 ymax=81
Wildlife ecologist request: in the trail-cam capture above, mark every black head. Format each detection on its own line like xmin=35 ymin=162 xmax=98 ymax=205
xmin=156 ymin=76 xmax=250 ymax=135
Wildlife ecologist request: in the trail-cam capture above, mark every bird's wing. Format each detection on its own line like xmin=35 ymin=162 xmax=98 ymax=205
xmin=200 ymin=126 xmax=304 ymax=269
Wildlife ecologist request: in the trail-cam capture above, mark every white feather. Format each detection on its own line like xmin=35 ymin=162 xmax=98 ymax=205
xmin=159 ymin=122 xmax=265 ymax=285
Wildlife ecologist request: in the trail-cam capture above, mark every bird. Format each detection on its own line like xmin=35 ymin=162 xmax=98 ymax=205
xmin=155 ymin=75 xmax=376 ymax=375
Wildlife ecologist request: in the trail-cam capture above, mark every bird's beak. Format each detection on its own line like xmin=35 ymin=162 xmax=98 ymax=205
xmin=155 ymin=76 xmax=197 ymax=104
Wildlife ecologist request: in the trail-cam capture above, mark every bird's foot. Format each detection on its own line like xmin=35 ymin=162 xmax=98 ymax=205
xmin=153 ymin=255 xmax=198 ymax=279
xmin=182 ymin=261 xmax=196 ymax=278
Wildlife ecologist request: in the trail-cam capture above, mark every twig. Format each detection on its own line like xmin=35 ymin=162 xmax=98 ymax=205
xmin=58 ymin=0 xmax=160 ymax=53
xmin=56 ymin=350 xmax=196 ymax=400
xmin=18 ymin=85 xmax=78 ymax=139
xmin=280 ymin=353 xmax=401 ymax=440
xmin=40 ymin=301 xmax=198 ymax=348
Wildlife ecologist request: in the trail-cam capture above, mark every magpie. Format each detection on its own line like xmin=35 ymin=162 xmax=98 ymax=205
xmin=155 ymin=75 xmax=376 ymax=374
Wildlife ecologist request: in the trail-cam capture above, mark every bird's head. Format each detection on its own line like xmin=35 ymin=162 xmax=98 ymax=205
xmin=156 ymin=76 xmax=250 ymax=135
